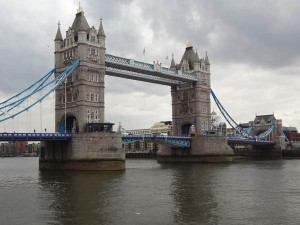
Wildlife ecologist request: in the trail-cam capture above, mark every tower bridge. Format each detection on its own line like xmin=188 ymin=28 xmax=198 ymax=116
xmin=0 ymin=8 xmax=286 ymax=169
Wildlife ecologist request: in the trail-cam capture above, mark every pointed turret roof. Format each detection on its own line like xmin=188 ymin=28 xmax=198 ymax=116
xmin=170 ymin=54 xmax=176 ymax=69
xmin=195 ymin=50 xmax=200 ymax=62
xmin=98 ymin=18 xmax=105 ymax=37
xmin=71 ymin=11 xmax=90 ymax=35
xmin=205 ymin=51 xmax=210 ymax=65
xmin=54 ymin=22 xmax=63 ymax=41
xmin=176 ymin=44 xmax=196 ymax=70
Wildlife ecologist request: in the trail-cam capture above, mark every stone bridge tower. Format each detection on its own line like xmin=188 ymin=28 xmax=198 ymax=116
xmin=249 ymin=114 xmax=283 ymax=144
xmin=171 ymin=43 xmax=211 ymax=136
xmin=41 ymin=8 xmax=123 ymax=171
xmin=54 ymin=9 xmax=106 ymax=133
xmin=158 ymin=44 xmax=233 ymax=162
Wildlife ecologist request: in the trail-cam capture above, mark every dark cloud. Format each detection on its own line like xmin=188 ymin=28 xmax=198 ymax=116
xmin=94 ymin=0 xmax=300 ymax=69
xmin=0 ymin=0 xmax=300 ymax=130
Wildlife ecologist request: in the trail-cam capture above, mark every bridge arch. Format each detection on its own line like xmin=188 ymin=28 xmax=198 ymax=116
xmin=59 ymin=113 xmax=79 ymax=133
xmin=181 ymin=123 xmax=193 ymax=136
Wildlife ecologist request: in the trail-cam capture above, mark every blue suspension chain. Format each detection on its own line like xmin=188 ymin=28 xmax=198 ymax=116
xmin=0 ymin=59 xmax=80 ymax=123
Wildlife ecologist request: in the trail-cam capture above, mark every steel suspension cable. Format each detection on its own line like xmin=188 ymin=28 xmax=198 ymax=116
xmin=0 ymin=59 xmax=80 ymax=123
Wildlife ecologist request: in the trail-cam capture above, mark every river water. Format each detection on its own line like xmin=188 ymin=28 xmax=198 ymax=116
xmin=1 ymin=158 xmax=300 ymax=225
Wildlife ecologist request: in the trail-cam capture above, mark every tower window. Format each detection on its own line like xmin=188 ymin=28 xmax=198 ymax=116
xmin=87 ymin=109 xmax=90 ymax=122
xmin=91 ymin=36 xmax=95 ymax=42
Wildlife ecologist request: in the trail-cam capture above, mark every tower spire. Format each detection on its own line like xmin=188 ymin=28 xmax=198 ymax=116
xmin=98 ymin=17 xmax=105 ymax=37
xmin=77 ymin=1 xmax=83 ymax=13
xmin=170 ymin=53 xmax=176 ymax=69
xmin=195 ymin=49 xmax=200 ymax=62
xmin=205 ymin=51 xmax=210 ymax=65
xmin=54 ymin=21 xmax=63 ymax=41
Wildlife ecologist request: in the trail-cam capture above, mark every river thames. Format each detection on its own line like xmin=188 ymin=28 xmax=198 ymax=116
xmin=1 ymin=157 xmax=300 ymax=225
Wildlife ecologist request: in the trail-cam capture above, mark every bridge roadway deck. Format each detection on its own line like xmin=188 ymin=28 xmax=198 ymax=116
xmin=227 ymin=137 xmax=275 ymax=146
xmin=0 ymin=133 xmax=275 ymax=147
xmin=0 ymin=132 xmax=71 ymax=141
xmin=122 ymin=135 xmax=276 ymax=147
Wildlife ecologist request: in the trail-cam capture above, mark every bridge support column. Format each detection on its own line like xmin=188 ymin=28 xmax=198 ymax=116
xmin=39 ymin=133 xmax=125 ymax=170
xmin=157 ymin=136 xmax=233 ymax=163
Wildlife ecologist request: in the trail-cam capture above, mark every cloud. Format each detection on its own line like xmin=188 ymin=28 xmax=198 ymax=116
xmin=0 ymin=0 xmax=300 ymax=132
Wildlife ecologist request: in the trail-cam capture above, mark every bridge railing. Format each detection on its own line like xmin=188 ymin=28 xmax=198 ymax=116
xmin=227 ymin=136 xmax=275 ymax=145
xmin=122 ymin=134 xmax=191 ymax=148
xmin=0 ymin=132 xmax=72 ymax=141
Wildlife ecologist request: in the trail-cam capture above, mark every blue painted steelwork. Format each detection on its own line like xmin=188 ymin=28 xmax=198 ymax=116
xmin=0 ymin=68 xmax=56 ymax=106
xmin=0 ymin=132 xmax=71 ymax=141
xmin=283 ymin=132 xmax=292 ymax=145
xmin=211 ymin=90 xmax=252 ymax=138
xmin=0 ymin=59 xmax=80 ymax=122
xmin=257 ymin=125 xmax=275 ymax=140
xmin=0 ymin=69 xmax=55 ymax=117
xmin=122 ymin=135 xmax=275 ymax=149
xmin=227 ymin=137 xmax=275 ymax=146
xmin=105 ymin=53 xmax=197 ymax=85
xmin=246 ymin=127 xmax=254 ymax=135
xmin=211 ymin=90 xmax=277 ymax=143
xmin=122 ymin=135 xmax=191 ymax=148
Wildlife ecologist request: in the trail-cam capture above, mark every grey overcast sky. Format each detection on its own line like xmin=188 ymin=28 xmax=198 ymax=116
xmin=0 ymin=0 xmax=300 ymax=132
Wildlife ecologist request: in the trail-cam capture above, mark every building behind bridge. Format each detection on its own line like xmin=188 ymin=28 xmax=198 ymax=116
xmin=123 ymin=121 xmax=172 ymax=152
xmin=283 ymin=126 xmax=300 ymax=142
xmin=0 ymin=141 xmax=40 ymax=157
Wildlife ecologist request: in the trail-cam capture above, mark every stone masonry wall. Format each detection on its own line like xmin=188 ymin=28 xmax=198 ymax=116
xmin=70 ymin=133 xmax=124 ymax=160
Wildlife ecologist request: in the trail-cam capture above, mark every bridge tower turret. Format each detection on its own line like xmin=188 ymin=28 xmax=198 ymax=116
xmin=170 ymin=54 xmax=176 ymax=71
xmin=54 ymin=9 xmax=105 ymax=133
xmin=205 ymin=51 xmax=210 ymax=72
xmin=54 ymin=22 xmax=63 ymax=68
xmin=171 ymin=44 xmax=211 ymax=136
